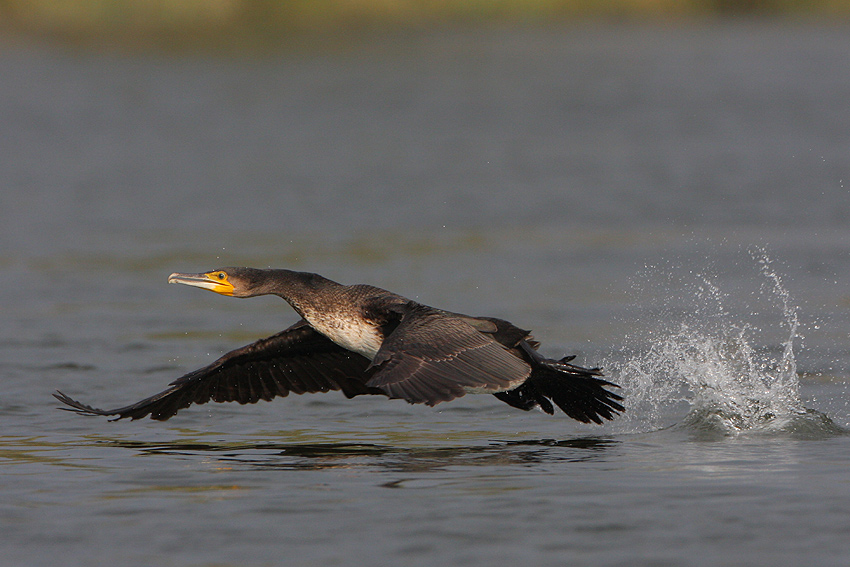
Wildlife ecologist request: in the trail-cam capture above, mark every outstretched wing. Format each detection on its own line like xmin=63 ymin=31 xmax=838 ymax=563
xmin=366 ymin=305 xmax=531 ymax=405
xmin=54 ymin=321 xmax=380 ymax=421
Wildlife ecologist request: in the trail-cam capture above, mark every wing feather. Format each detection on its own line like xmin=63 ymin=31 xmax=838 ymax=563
xmin=54 ymin=322 xmax=381 ymax=421
xmin=366 ymin=305 xmax=531 ymax=406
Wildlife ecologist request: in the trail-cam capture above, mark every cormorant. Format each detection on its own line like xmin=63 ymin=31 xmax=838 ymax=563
xmin=54 ymin=268 xmax=624 ymax=423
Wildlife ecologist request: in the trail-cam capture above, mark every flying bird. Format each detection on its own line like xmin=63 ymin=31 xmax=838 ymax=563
xmin=55 ymin=268 xmax=624 ymax=423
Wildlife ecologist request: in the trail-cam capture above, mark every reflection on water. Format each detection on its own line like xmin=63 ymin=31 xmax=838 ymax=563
xmin=17 ymin=435 xmax=619 ymax=474
xmin=0 ymin=432 xmax=620 ymax=482
xmin=0 ymin=436 xmax=105 ymax=470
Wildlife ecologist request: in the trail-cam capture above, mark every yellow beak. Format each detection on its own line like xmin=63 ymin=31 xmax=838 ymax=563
xmin=168 ymin=272 xmax=235 ymax=296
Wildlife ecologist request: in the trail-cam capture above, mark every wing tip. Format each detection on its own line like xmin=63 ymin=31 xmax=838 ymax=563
xmin=53 ymin=390 xmax=124 ymax=420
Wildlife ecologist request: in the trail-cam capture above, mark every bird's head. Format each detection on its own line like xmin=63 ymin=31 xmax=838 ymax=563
xmin=168 ymin=267 xmax=265 ymax=298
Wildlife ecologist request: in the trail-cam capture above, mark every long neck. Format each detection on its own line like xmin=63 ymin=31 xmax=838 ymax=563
xmin=256 ymin=269 xmax=343 ymax=316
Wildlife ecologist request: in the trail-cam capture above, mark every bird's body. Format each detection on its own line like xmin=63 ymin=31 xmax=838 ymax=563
xmin=297 ymin=284 xmax=394 ymax=360
xmin=55 ymin=268 xmax=624 ymax=423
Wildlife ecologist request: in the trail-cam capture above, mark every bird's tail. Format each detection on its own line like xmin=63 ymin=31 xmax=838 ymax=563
xmin=494 ymin=343 xmax=624 ymax=424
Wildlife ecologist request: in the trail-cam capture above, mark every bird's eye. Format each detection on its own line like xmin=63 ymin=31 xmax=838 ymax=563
xmin=217 ymin=272 xmax=226 ymax=280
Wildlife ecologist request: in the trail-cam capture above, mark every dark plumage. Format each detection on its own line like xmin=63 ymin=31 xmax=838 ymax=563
xmin=54 ymin=268 xmax=624 ymax=423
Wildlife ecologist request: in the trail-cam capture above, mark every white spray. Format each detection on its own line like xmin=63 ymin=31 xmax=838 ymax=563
xmin=609 ymin=250 xmax=832 ymax=437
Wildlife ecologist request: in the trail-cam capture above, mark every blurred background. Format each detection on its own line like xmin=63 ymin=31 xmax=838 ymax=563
xmin=3 ymin=0 xmax=850 ymax=49
xmin=3 ymin=3 xmax=850 ymax=566
xmin=3 ymin=0 xmax=849 ymax=361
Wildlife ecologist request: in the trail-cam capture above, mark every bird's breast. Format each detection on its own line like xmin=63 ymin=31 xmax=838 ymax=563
xmin=304 ymin=312 xmax=384 ymax=360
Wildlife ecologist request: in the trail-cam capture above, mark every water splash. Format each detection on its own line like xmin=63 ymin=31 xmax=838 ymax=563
xmin=611 ymin=251 xmax=841 ymax=438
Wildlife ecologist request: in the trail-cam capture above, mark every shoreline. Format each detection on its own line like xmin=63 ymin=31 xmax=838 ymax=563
xmin=2 ymin=0 xmax=848 ymax=52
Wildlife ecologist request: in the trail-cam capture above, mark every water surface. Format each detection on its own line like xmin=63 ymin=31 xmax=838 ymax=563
xmin=3 ymin=23 xmax=850 ymax=567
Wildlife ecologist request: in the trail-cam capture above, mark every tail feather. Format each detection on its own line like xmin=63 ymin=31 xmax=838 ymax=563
xmin=494 ymin=344 xmax=623 ymax=424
